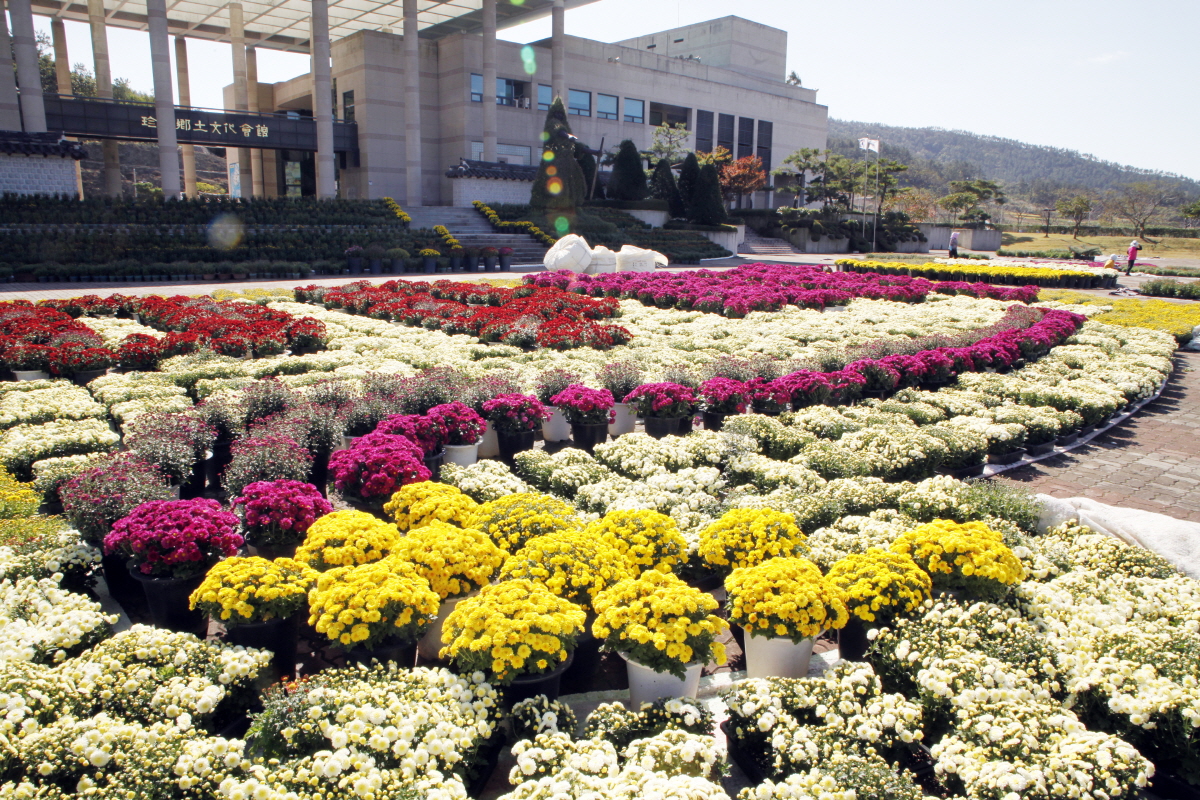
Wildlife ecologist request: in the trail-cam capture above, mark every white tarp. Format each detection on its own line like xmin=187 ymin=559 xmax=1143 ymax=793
xmin=543 ymin=234 xmax=592 ymax=273
xmin=587 ymin=246 xmax=617 ymax=274
xmin=1037 ymin=494 xmax=1200 ymax=579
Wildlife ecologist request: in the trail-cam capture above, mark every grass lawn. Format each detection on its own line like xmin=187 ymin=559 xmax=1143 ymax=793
xmin=1001 ymin=232 xmax=1200 ymax=258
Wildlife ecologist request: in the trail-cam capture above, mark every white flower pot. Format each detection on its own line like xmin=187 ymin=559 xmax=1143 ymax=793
xmin=418 ymin=589 xmax=480 ymax=661
xmin=444 ymin=442 xmax=479 ymax=468
xmin=608 ymin=402 xmax=637 ymax=437
xmin=620 ymin=651 xmax=703 ymax=706
xmin=477 ymin=421 xmax=500 ymax=458
xmin=743 ymin=628 xmax=815 ymax=679
xmin=12 ymin=370 xmax=49 ymax=381
xmin=542 ymin=406 xmax=571 ymax=442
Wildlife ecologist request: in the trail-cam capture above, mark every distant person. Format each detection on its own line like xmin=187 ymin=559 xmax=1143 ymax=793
xmin=948 ymin=231 xmax=960 ymax=259
xmin=1125 ymin=240 xmax=1142 ymax=275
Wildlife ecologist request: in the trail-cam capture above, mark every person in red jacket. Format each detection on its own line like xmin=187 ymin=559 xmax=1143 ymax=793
xmin=1125 ymin=240 xmax=1142 ymax=275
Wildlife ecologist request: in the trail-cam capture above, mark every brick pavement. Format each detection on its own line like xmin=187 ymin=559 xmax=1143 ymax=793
xmin=998 ymin=351 xmax=1200 ymax=522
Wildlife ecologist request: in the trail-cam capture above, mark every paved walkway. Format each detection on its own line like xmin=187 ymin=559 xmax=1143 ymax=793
xmin=998 ymin=351 xmax=1200 ymax=522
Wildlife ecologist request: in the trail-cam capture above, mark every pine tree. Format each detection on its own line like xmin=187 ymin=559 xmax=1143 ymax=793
xmin=650 ymin=158 xmax=686 ymax=218
xmin=607 ymin=140 xmax=649 ymax=201
xmin=677 ymin=152 xmax=701 ymax=220
xmin=574 ymin=142 xmax=599 ymax=201
xmin=692 ymin=164 xmax=728 ymax=225
xmin=530 ymin=98 xmax=588 ymax=214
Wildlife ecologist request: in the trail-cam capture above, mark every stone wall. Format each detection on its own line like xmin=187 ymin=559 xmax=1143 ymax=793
xmin=960 ymin=228 xmax=1002 ymax=252
xmin=450 ymin=177 xmax=532 ymax=207
xmin=0 ymin=153 xmax=78 ymax=196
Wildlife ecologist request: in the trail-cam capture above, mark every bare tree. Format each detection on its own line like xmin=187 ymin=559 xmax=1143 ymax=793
xmin=1107 ymin=182 xmax=1175 ymax=239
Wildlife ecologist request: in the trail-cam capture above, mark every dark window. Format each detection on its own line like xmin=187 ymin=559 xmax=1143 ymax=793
xmin=649 ymin=102 xmax=690 ymax=128
xmin=538 ymin=84 xmax=553 ymax=111
xmin=646 ymin=43 xmax=656 ymax=49
xmin=624 ymin=98 xmax=645 ymax=124
xmin=757 ymin=120 xmax=773 ymax=173
xmin=737 ymin=117 xmax=755 ymax=159
xmin=717 ymin=113 xmax=735 ymax=152
xmin=342 ymin=90 xmax=355 ymax=123
xmin=673 ymin=38 xmax=684 ymax=43
xmin=497 ymin=78 xmax=527 ymax=107
xmin=470 ymin=73 xmax=483 ymax=102
xmin=568 ymin=89 xmax=591 ymax=116
xmin=597 ymin=93 xmax=618 ymax=120
xmin=695 ymin=110 xmax=714 ymax=153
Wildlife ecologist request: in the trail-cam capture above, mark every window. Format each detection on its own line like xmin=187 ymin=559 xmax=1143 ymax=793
xmin=498 ymin=78 xmax=528 ymax=107
xmin=568 ymin=89 xmax=591 ymax=116
xmin=597 ymin=93 xmax=618 ymax=120
xmin=717 ymin=113 xmax=734 ymax=152
xmin=470 ymin=73 xmax=483 ymax=102
xmin=649 ymin=102 xmax=690 ymax=128
xmin=538 ymin=84 xmax=553 ymax=111
xmin=738 ymin=117 xmax=755 ymax=159
xmin=624 ymin=98 xmax=645 ymax=124
xmin=757 ymin=120 xmax=773 ymax=173
xmin=695 ymin=110 xmax=714 ymax=153
xmin=342 ymin=90 xmax=355 ymax=123
xmin=470 ymin=142 xmax=533 ymax=165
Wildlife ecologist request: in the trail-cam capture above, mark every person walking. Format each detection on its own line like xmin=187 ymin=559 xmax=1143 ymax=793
xmin=948 ymin=230 xmax=960 ymax=259
xmin=1125 ymin=240 xmax=1142 ymax=275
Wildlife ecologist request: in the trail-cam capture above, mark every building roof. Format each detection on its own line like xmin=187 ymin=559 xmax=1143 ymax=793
xmin=446 ymin=158 xmax=538 ymax=182
xmin=0 ymin=132 xmax=88 ymax=160
xmin=30 ymin=0 xmax=599 ymax=54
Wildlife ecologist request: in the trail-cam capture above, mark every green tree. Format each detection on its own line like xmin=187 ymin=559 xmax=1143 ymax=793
xmin=34 ymin=30 xmax=146 ymax=99
xmin=691 ymin=163 xmax=727 ymax=225
xmin=574 ymin=142 xmax=599 ymax=200
xmin=1055 ymin=195 xmax=1094 ymax=238
xmin=650 ymin=158 xmax=685 ymax=218
xmin=647 ymin=123 xmax=690 ymax=165
xmin=774 ymin=147 xmax=825 ymax=207
xmin=786 ymin=70 xmax=802 ymax=86
xmin=530 ymin=97 xmax=587 ymax=218
xmin=1107 ymin=182 xmax=1175 ymax=239
xmin=607 ymin=139 xmax=649 ymax=201
xmin=938 ymin=179 xmax=1006 ymax=224
xmin=1181 ymin=198 xmax=1200 ymax=228
xmin=677 ymin=152 xmax=701 ymax=220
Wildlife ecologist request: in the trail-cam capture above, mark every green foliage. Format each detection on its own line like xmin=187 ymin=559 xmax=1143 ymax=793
xmin=690 ymin=164 xmax=727 ymax=226
xmin=530 ymin=98 xmax=587 ymax=213
xmin=959 ymin=480 xmax=1042 ymax=532
xmin=574 ymin=143 xmax=599 ymax=201
xmin=607 ymin=140 xmax=649 ymax=202
xmin=1139 ymin=278 xmax=1200 ymax=300
xmin=196 ymin=181 xmax=226 ymax=195
xmin=647 ymin=123 xmax=691 ymax=165
xmin=677 ymin=153 xmax=700 ymax=221
xmin=649 ymin=160 xmax=686 ymax=221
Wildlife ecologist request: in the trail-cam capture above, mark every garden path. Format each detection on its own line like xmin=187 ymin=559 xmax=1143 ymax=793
xmin=998 ymin=351 xmax=1200 ymax=522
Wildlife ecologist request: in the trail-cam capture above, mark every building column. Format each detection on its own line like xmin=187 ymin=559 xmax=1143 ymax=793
xmin=146 ymin=0 xmax=180 ymax=198
xmin=551 ymin=0 xmax=565 ymax=103
xmin=174 ymin=36 xmax=198 ymax=198
xmin=310 ymin=0 xmax=335 ymax=198
xmin=402 ymin=0 xmax=422 ymax=205
xmin=9 ymin=0 xmax=47 ymax=132
xmin=228 ymin=2 xmax=252 ymax=196
xmin=0 ymin=7 xmax=21 ymax=131
xmin=481 ymin=0 xmax=497 ymax=162
xmin=246 ymin=45 xmax=265 ymax=197
xmin=87 ymin=0 xmax=122 ymax=195
xmin=50 ymin=18 xmax=85 ymax=197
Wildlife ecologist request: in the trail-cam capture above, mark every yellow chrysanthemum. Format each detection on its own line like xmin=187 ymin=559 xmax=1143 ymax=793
xmin=294 ymin=510 xmax=401 ymax=571
xmin=890 ymin=519 xmax=1025 ymax=600
xmin=582 ymin=509 xmax=687 ymax=572
xmin=499 ymin=529 xmax=636 ymax=609
xmin=467 ymin=493 xmax=580 ymax=553
xmin=383 ymin=481 xmax=479 ymax=531
xmin=726 ymin=557 xmax=849 ymax=641
xmin=698 ymin=508 xmax=808 ymax=573
xmin=190 ymin=556 xmax=317 ymax=624
xmin=389 ymin=520 xmax=504 ymax=599
xmin=307 ymin=554 xmax=439 ymax=649
xmin=826 ymin=549 xmax=932 ymax=623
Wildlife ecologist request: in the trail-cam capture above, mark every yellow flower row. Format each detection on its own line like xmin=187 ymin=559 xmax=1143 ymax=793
xmin=1039 ymin=289 xmax=1200 ymax=344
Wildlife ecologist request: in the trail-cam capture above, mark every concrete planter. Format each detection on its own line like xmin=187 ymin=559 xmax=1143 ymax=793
xmin=960 ymin=228 xmax=1002 ymax=251
xmin=624 ymin=209 xmax=669 ymax=228
xmin=916 ymin=224 xmax=952 ymax=250
xmin=786 ymin=228 xmax=850 ymax=254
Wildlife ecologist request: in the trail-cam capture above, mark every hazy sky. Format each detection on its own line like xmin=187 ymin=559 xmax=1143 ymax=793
xmin=28 ymin=0 xmax=1200 ymax=180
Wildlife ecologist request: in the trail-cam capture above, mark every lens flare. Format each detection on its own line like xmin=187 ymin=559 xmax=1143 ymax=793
xmin=554 ymin=216 xmax=570 ymax=234
xmin=207 ymin=214 xmax=244 ymax=250
xmin=547 ymin=177 xmax=564 ymax=195
xmin=521 ymin=45 xmax=537 ymax=75
xmin=542 ymin=149 xmax=555 ymax=161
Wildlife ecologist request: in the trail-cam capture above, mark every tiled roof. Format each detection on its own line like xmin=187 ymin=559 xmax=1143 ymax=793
xmin=445 ymin=159 xmax=538 ymax=182
xmin=0 ymin=132 xmax=87 ymax=160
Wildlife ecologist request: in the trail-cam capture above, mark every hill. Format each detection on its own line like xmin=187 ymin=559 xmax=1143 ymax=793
xmin=826 ymin=119 xmax=1200 ymax=201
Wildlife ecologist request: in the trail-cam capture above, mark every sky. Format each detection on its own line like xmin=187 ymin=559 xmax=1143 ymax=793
xmin=28 ymin=0 xmax=1200 ymax=180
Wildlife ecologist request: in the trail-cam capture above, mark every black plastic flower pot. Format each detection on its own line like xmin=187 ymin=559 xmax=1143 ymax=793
xmin=643 ymin=416 xmax=681 ymax=439
xmin=570 ymin=422 xmax=609 ymax=453
xmin=131 ymin=569 xmax=207 ymax=636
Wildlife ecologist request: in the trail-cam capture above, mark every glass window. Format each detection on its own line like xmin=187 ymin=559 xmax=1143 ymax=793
xmin=695 ymin=110 xmax=713 ymax=153
xmin=470 ymin=73 xmax=483 ymax=102
xmin=649 ymin=102 xmax=690 ymax=128
xmin=538 ymin=84 xmax=553 ymax=111
xmin=624 ymin=98 xmax=644 ymax=124
xmin=717 ymin=113 xmax=735 ymax=152
xmin=597 ymin=93 xmax=618 ymax=120
xmin=738 ymin=117 xmax=755 ymax=159
xmin=757 ymin=120 xmax=773 ymax=172
xmin=498 ymin=78 xmax=529 ymax=107
xmin=342 ymin=90 xmax=355 ymax=123
xmin=568 ymin=89 xmax=591 ymax=116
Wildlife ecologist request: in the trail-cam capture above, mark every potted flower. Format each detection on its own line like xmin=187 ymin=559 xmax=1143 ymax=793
xmin=448 ymin=246 xmax=465 ymax=272
xmin=441 ymin=579 xmax=586 ymax=702
xmin=725 ymin=556 xmax=849 ymax=679
xmin=592 ymin=570 xmax=727 ymax=705
xmin=427 ymin=402 xmax=486 ymax=467
xmin=308 ymin=554 xmax=440 ymax=666
xmin=697 ymin=508 xmax=808 ymax=578
xmin=327 ymin=433 xmax=431 ymax=513
xmin=375 ymin=413 xmax=448 ymax=476
xmin=222 ymin=434 xmax=313 ymax=499
xmin=889 ymin=519 xmax=1024 ymax=602
xmin=4 ymin=343 xmax=52 ymax=380
xmin=498 ymin=246 xmax=514 ymax=272
xmin=468 ymin=492 xmax=580 ymax=553
xmin=480 ymin=246 xmax=499 ymax=271
xmin=462 ymin=246 xmax=480 ymax=272
xmin=390 ymin=519 xmax=505 ymax=660
xmin=549 ymin=385 xmax=615 ymax=453
xmin=536 ymin=368 xmax=580 ymax=443
xmin=481 ymin=394 xmax=548 ymax=461
xmin=623 ymin=383 xmax=698 ymax=439
xmin=383 ymin=480 xmax=479 ymax=531
xmin=598 ymin=360 xmax=644 ymax=438
xmin=345 ymin=245 xmax=364 ymax=274
xmin=364 ymin=244 xmax=386 ymax=275
xmin=698 ymin=377 xmax=750 ymax=431
xmin=745 ymin=377 xmax=790 ymax=416
xmin=232 ymin=479 xmax=333 ymax=560
xmin=189 ymin=556 xmax=316 ymax=674
xmin=384 ymin=247 xmax=409 ymax=274
xmin=103 ymin=498 xmax=243 ymax=634
xmin=294 ymin=508 xmax=401 ymax=571
xmin=826 ymin=549 xmax=932 ymax=661
xmin=122 ymin=412 xmax=216 ymax=498
xmin=582 ymin=509 xmax=688 ymax=574
xmin=48 ymin=344 xmax=114 ymax=386
xmin=419 ymin=248 xmax=441 ymax=274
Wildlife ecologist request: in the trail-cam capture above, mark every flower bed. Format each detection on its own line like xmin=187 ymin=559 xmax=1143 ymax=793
xmin=839 ymin=258 xmax=1116 ymax=289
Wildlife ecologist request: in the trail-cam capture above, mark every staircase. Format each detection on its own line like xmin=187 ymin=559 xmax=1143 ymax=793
xmin=738 ymin=231 xmax=798 ymax=257
xmin=405 ymin=207 xmax=548 ymax=265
